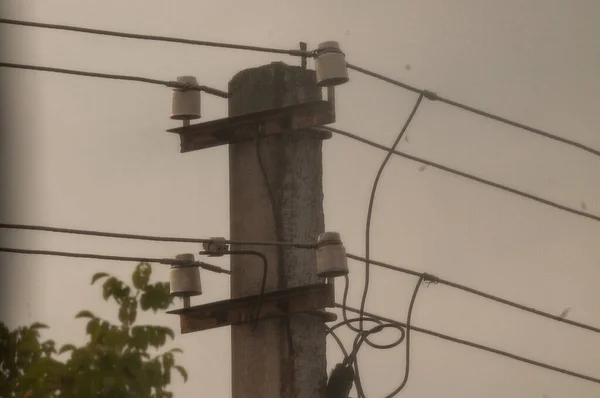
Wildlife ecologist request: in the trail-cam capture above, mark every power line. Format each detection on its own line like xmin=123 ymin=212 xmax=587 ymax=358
xmin=359 ymin=94 xmax=424 ymax=332
xmin=5 ymin=242 xmax=600 ymax=387
xmin=322 ymin=126 xmax=600 ymax=224
xmin=4 ymin=18 xmax=597 ymax=161
xmin=346 ymin=63 xmax=600 ymax=159
xmin=4 ymin=221 xmax=600 ymax=334
xmin=199 ymin=250 xmax=267 ymax=329
xmin=0 ymin=246 xmax=230 ymax=274
xmin=338 ymin=304 xmax=600 ymax=385
xmin=346 ymin=253 xmax=600 ymax=335
xmin=0 ymin=18 xmax=311 ymax=58
xmin=3 ymin=222 xmax=599 ymax=334
xmin=0 ymin=223 xmax=317 ymax=248
xmin=357 ymin=277 xmax=425 ymax=397
xmin=0 ymin=62 xmax=229 ymax=98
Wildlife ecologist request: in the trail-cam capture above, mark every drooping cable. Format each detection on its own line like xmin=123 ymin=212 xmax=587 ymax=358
xmin=346 ymin=63 xmax=600 ymax=159
xmin=0 ymin=18 xmax=312 ymax=58
xmin=338 ymin=304 xmax=600 ymax=385
xmin=0 ymin=62 xmax=229 ymax=98
xmin=359 ymin=94 xmax=424 ymax=332
xmin=254 ymin=128 xmax=297 ymax=357
xmin=328 ymin=276 xmax=425 ymax=398
xmin=199 ymin=250 xmax=267 ymax=329
xmin=322 ymin=126 xmax=600 ymax=225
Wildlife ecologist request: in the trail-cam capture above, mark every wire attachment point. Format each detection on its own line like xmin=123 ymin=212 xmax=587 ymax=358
xmin=422 ymin=90 xmax=438 ymax=101
xmin=202 ymin=237 xmax=229 ymax=257
xmin=422 ymin=272 xmax=439 ymax=287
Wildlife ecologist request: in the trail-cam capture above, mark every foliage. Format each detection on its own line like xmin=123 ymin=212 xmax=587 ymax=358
xmin=0 ymin=262 xmax=187 ymax=398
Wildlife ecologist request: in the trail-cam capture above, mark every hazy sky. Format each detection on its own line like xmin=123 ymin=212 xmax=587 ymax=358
xmin=1 ymin=1 xmax=599 ymax=397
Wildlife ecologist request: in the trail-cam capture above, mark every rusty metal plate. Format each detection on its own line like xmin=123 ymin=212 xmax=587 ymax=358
xmin=166 ymin=101 xmax=335 ymax=153
xmin=167 ymin=283 xmax=335 ymax=334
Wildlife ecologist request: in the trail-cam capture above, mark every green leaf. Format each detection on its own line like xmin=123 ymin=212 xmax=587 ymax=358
xmin=130 ymin=326 xmax=150 ymax=351
xmin=75 ymin=310 xmax=96 ymax=319
xmin=58 ymin=344 xmax=76 ymax=354
xmin=91 ymin=272 xmax=110 ymax=285
xmin=29 ymin=322 xmax=49 ymax=330
xmin=162 ymin=352 xmax=174 ymax=371
xmin=86 ymin=318 xmax=100 ymax=337
xmin=132 ymin=262 xmax=152 ymax=290
xmin=118 ymin=297 xmax=137 ymax=326
xmin=140 ymin=283 xmax=174 ymax=313
xmin=174 ymin=365 xmax=188 ymax=382
xmin=140 ymin=291 xmax=150 ymax=311
xmin=102 ymin=277 xmax=131 ymax=304
xmin=157 ymin=326 xmax=175 ymax=341
xmin=41 ymin=340 xmax=56 ymax=356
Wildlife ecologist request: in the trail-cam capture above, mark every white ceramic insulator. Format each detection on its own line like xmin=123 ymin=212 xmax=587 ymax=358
xmin=171 ymin=75 xmax=201 ymax=120
xmin=316 ymin=231 xmax=349 ymax=278
xmin=315 ymin=41 xmax=349 ymax=87
xmin=170 ymin=253 xmax=202 ymax=296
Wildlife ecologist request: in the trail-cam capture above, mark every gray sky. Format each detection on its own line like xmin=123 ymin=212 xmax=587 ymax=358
xmin=1 ymin=1 xmax=599 ymax=397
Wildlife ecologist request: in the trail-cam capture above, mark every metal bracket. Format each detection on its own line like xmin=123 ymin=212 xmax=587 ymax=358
xmin=166 ymin=100 xmax=335 ymax=153
xmin=167 ymin=283 xmax=335 ymax=333
xmin=202 ymin=237 xmax=229 ymax=257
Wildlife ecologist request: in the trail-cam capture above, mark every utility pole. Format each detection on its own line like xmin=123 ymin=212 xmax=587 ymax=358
xmin=228 ymin=62 xmax=327 ymax=398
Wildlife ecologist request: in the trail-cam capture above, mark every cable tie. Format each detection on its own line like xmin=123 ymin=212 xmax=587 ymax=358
xmin=198 ymin=261 xmax=228 ymax=274
xmin=422 ymin=90 xmax=439 ymax=101
xmin=422 ymin=272 xmax=439 ymax=287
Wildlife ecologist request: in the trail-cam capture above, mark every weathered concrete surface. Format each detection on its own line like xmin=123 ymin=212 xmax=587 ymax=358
xmin=229 ymin=62 xmax=327 ymax=398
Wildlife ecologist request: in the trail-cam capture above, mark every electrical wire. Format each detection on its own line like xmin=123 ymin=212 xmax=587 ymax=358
xmin=325 ymin=324 xmax=350 ymax=360
xmin=322 ymin=126 xmax=600 ymax=225
xmin=4 ymin=17 xmax=597 ymax=159
xmin=254 ymin=128 xmax=298 ymax=360
xmin=4 ymin=222 xmax=600 ymax=334
xmin=0 ymin=18 xmax=312 ymax=58
xmin=0 ymin=223 xmax=317 ymax=249
xmin=329 ymin=276 xmax=425 ymax=398
xmin=0 ymin=246 xmax=219 ymax=270
xmin=359 ymin=94 xmax=424 ymax=332
xmin=3 ymin=222 xmax=599 ymax=334
xmin=338 ymin=303 xmax=600 ymax=385
xmin=199 ymin=250 xmax=267 ymax=330
xmin=5 ymin=246 xmax=600 ymax=387
xmin=346 ymin=63 xmax=600 ymax=159
xmin=0 ymin=62 xmax=229 ymax=98
xmin=196 ymin=262 xmax=231 ymax=275
xmin=346 ymin=253 xmax=600 ymax=335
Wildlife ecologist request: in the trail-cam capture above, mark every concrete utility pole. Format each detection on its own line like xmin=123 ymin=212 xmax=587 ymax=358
xmin=228 ymin=62 xmax=327 ymax=398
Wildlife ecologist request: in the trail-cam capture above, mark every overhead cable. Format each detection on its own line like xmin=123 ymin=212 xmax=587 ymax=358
xmin=0 ymin=246 xmax=229 ymax=274
xmin=0 ymin=18 xmax=311 ymax=58
xmin=338 ymin=304 xmax=600 ymax=385
xmin=337 ymin=276 xmax=425 ymax=398
xmin=0 ymin=62 xmax=229 ymax=98
xmin=3 ymin=222 xmax=599 ymax=334
xmin=322 ymin=126 xmax=600 ymax=225
xmin=3 ymin=18 xmax=597 ymax=159
xmin=346 ymin=63 xmax=600 ymax=159
xmin=346 ymin=253 xmax=600 ymax=335
xmin=0 ymin=223 xmax=317 ymax=248
xmin=358 ymin=94 xmax=424 ymax=333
